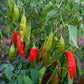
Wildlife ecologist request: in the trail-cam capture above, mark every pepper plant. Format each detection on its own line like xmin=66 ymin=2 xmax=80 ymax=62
xmin=0 ymin=0 xmax=84 ymax=84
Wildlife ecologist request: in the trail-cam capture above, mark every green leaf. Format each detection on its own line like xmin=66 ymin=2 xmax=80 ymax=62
xmin=59 ymin=54 xmax=65 ymax=67
xmin=0 ymin=31 xmax=8 ymax=53
xmin=2 ymin=74 xmax=9 ymax=82
xmin=68 ymin=25 xmax=78 ymax=48
xmin=18 ymin=57 xmax=23 ymax=64
xmin=19 ymin=70 xmax=26 ymax=76
xmin=0 ymin=81 xmax=5 ymax=84
xmin=6 ymin=23 xmax=10 ymax=34
xmin=0 ymin=63 xmax=8 ymax=70
xmin=46 ymin=9 xmax=58 ymax=22
xmin=43 ymin=3 xmax=54 ymax=13
xmin=12 ymin=80 xmax=18 ymax=84
xmin=44 ymin=22 xmax=52 ymax=36
xmin=30 ymin=68 xmax=38 ymax=83
xmin=18 ymin=63 xmax=22 ymax=70
xmin=2 ymin=31 xmax=8 ymax=39
xmin=81 ymin=68 xmax=84 ymax=75
xmin=17 ymin=76 xmax=24 ymax=84
xmin=62 ymin=58 xmax=68 ymax=82
xmin=17 ymin=1 xmax=23 ymax=7
xmin=75 ymin=0 xmax=80 ymax=4
xmin=5 ymin=65 xmax=14 ymax=81
xmin=76 ymin=57 xmax=81 ymax=76
xmin=30 ymin=3 xmax=35 ymax=11
xmin=23 ymin=76 xmax=33 ymax=84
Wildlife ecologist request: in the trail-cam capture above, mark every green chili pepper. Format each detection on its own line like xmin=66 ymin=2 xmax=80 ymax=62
xmin=12 ymin=2 xmax=19 ymax=23
xmin=9 ymin=44 xmax=16 ymax=62
xmin=49 ymin=36 xmax=58 ymax=55
xmin=7 ymin=0 xmax=14 ymax=18
xmin=45 ymin=32 xmax=53 ymax=52
xmin=57 ymin=35 xmax=65 ymax=54
xmin=25 ymin=22 xmax=31 ymax=46
xmin=38 ymin=66 xmax=46 ymax=84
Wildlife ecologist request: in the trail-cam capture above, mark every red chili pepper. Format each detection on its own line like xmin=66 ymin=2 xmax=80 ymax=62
xmin=83 ymin=81 xmax=84 ymax=84
xmin=65 ymin=51 xmax=76 ymax=79
xmin=13 ymin=31 xmax=18 ymax=47
xmin=17 ymin=34 xmax=26 ymax=58
xmin=43 ymin=82 xmax=46 ymax=84
xmin=30 ymin=47 xmax=37 ymax=62
xmin=45 ymin=74 xmax=51 ymax=81
xmin=53 ymin=61 xmax=58 ymax=68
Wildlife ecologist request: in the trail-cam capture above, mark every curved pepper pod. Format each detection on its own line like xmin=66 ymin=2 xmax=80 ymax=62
xmin=38 ymin=66 xmax=46 ymax=84
xmin=30 ymin=48 xmax=37 ymax=62
xmin=12 ymin=2 xmax=19 ymax=24
xmin=9 ymin=44 xmax=16 ymax=62
xmin=13 ymin=31 xmax=18 ymax=47
xmin=45 ymin=32 xmax=53 ymax=52
xmin=20 ymin=14 xmax=26 ymax=42
xmin=17 ymin=34 xmax=26 ymax=58
xmin=57 ymin=35 xmax=65 ymax=54
xmin=42 ymin=44 xmax=48 ymax=67
xmin=65 ymin=51 xmax=76 ymax=79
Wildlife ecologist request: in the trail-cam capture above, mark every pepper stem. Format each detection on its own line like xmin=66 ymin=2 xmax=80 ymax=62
xmin=33 ymin=42 xmax=36 ymax=48
xmin=68 ymin=72 xmax=73 ymax=84
xmin=23 ymin=8 xmax=25 ymax=16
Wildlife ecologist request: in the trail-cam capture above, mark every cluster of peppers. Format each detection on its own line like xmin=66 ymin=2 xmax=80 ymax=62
xmin=7 ymin=1 xmax=76 ymax=82
xmin=7 ymin=0 xmax=19 ymax=23
xmin=40 ymin=29 xmax=76 ymax=83
xmin=9 ymin=9 xmax=38 ymax=63
xmin=42 ymin=32 xmax=53 ymax=67
xmin=9 ymin=31 xmax=26 ymax=61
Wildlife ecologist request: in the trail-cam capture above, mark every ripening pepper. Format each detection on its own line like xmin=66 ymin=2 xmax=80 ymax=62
xmin=65 ymin=51 xmax=76 ymax=79
xmin=17 ymin=34 xmax=26 ymax=58
xmin=45 ymin=32 xmax=53 ymax=52
xmin=38 ymin=66 xmax=46 ymax=84
xmin=12 ymin=2 xmax=19 ymax=23
xmin=9 ymin=44 xmax=16 ymax=62
xmin=30 ymin=47 xmax=37 ymax=62
xmin=42 ymin=44 xmax=48 ymax=67
xmin=57 ymin=35 xmax=65 ymax=54
xmin=20 ymin=12 xmax=26 ymax=42
xmin=13 ymin=31 xmax=18 ymax=47
xmin=51 ymin=75 xmax=59 ymax=84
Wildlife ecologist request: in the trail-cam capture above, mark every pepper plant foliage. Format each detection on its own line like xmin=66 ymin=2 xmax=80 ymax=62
xmin=0 ymin=0 xmax=84 ymax=84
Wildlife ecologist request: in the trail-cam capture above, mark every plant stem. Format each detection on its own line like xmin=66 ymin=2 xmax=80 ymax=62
xmin=58 ymin=0 xmax=63 ymax=8
xmin=64 ymin=27 xmax=66 ymax=44
xmin=68 ymin=72 xmax=73 ymax=84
